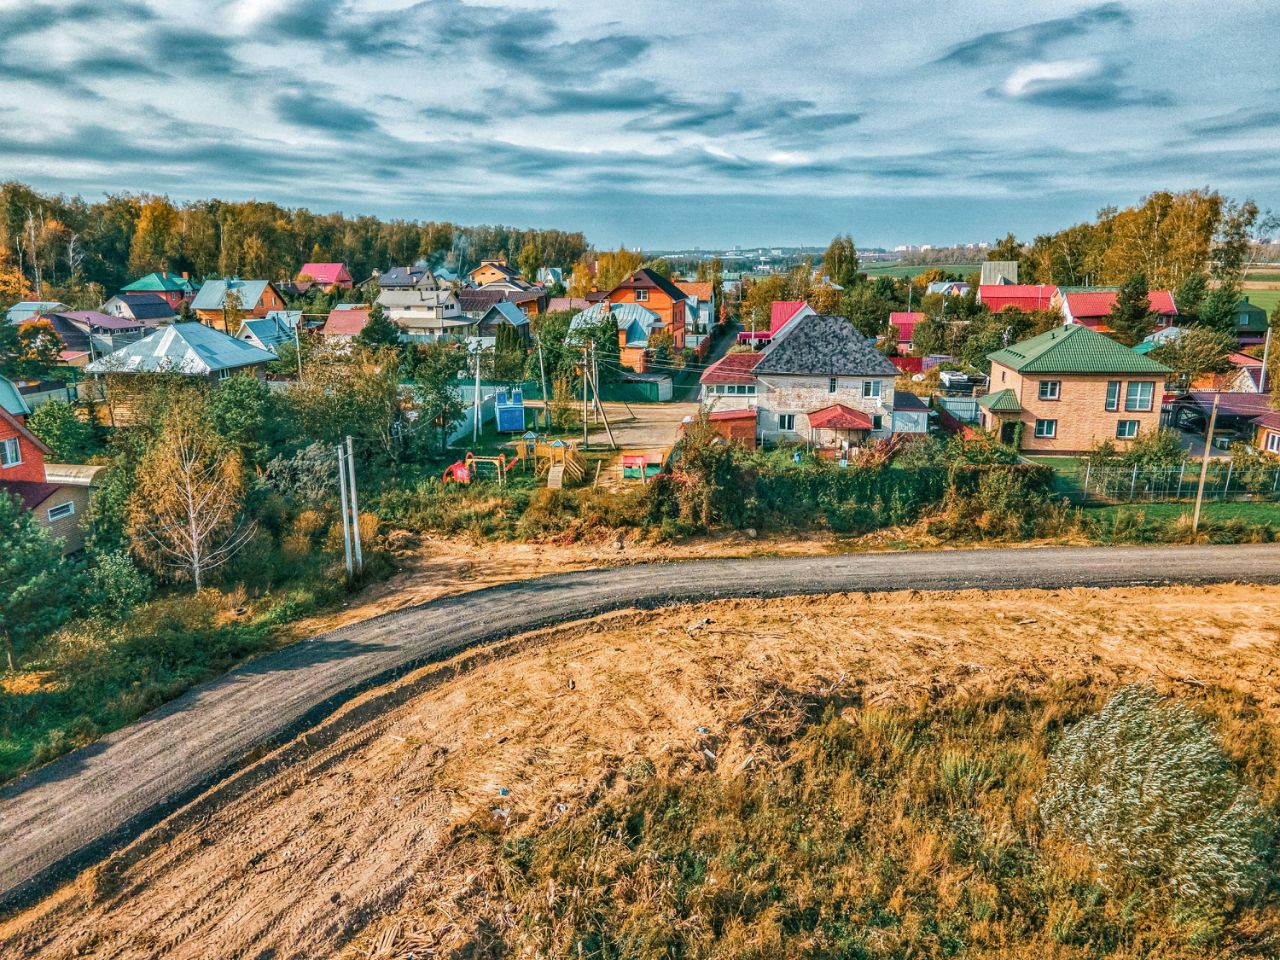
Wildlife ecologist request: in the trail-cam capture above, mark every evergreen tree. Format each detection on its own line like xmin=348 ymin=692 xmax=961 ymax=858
xmin=1107 ymin=273 xmax=1157 ymax=346
xmin=0 ymin=492 xmax=80 ymax=670
xmin=355 ymin=303 xmax=401 ymax=348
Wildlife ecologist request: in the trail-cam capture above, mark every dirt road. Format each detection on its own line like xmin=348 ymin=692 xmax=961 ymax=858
xmin=1 ymin=544 xmax=1278 ymax=912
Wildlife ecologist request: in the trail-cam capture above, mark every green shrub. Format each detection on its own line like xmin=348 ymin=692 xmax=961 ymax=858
xmin=1039 ymin=685 xmax=1271 ymax=909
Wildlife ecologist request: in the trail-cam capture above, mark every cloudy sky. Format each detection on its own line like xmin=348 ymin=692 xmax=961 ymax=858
xmin=1 ymin=0 xmax=1276 ymax=248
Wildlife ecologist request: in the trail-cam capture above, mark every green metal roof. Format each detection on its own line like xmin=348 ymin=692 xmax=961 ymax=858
xmin=122 ymin=272 xmax=196 ymax=293
xmin=978 ymin=388 xmax=1021 ymax=412
xmin=0 ymin=374 xmax=31 ymax=417
xmin=1235 ymin=298 xmax=1269 ymax=332
xmin=987 ymin=324 xmax=1170 ymax=375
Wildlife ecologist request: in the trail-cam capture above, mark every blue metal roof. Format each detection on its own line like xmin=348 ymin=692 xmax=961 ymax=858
xmin=190 ymin=279 xmax=273 ymax=312
xmin=484 ymin=301 xmax=529 ymax=327
xmin=238 ymin=316 xmax=295 ymax=352
xmin=6 ymin=301 xmax=68 ymax=324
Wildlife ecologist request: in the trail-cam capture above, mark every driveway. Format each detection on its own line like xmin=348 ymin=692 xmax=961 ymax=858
xmin=2 ymin=544 xmax=1279 ymax=911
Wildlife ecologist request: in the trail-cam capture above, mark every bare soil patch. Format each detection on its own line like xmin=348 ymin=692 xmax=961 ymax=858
xmin=3 ymin=584 xmax=1277 ymax=958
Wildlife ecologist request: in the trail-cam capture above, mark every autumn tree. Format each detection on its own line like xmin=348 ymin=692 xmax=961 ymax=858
xmin=127 ymin=196 xmax=180 ymax=275
xmin=0 ymin=318 xmax=62 ymax=380
xmin=128 ymin=402 xmax=252 ymax=590
xmin=517 ymin=240 xmax=542 ymax=281
xmin=566 ymin=259 xmax=595 ymax=298
xmin=1150 ymin=326 xmax=1234 ymax=390
xmin=283 ymin=343 xmax=403 ymax=458
xmin=1107 ymin=273 xmax=1157 ymax=346
xmin=821 ymin=234 xmax=860 ymax=288
xmin=594 ymin=247 xmax=644 ymax=291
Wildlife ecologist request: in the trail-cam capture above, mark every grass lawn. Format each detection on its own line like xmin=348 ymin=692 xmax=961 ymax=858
xmin=862 ymin=262 xmax=982 ymax=279
xmin=1084 ymin=500 xmax=1280 ymax=526
xmin=1240 ymin=286 xmax=1280 ymax=314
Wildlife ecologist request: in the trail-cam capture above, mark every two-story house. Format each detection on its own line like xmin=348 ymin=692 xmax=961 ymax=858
xmin=1230 ymin=297 xmax=1270 ymax=348
xmin=191 ymin=279 xmax=287 ymax=329
xmin=376 ymin=287 xmax=465 ymax=341
xmin=119 ymin=271 xmax=198 ymax=309
xmin=295 ymin=262 xmax=353 ymax=292
xmin=603 ymin=269 xmax=687 ymax=355
xmin=700 ymin=312 xmax=899 ymax=447
xmin=979 ymin=324 xmax=1171 ymax=453
xmin=0 ymin=375 xmax=103 ymax=554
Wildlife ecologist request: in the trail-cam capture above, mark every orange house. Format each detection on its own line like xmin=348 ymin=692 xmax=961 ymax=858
xmin=190 ymin=279 xmax=287 ymax=329
xmin=604 ymin=268 xmax=687 ymax=351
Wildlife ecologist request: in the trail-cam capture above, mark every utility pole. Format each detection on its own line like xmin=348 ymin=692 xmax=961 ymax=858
xmin=472 ymin=346 xmax=481 ymax=443
xmin=1192 ymin=394 xmax=1219 ymax=534
xmin=536 ymin=332 xmax=549 ymax=431
xmin=293 ymin=317 xmax=304 ymax=381
xmin=345 ymin=435 xmax=363 ymax=575
xmin=581 ymin=343 xmax=590 ymax=448
xmin=1261 ymin=326 xmax=1273 ymax=394
xmin=590 ymin=340 xmax=617 ymax=448
xmin=337 ymin=443 xmax=354 ymax=582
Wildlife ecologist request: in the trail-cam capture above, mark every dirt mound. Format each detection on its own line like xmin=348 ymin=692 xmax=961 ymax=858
xmin=2 ymin=584 xmax=1277 ymax=958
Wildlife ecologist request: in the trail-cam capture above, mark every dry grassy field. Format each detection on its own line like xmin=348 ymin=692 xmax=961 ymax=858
xmin=3 ymin=584 xmax=1277 ymax=959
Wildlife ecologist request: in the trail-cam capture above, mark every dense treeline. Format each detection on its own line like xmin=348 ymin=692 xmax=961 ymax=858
xmin=0 ymin=180 xmax=589 ymax=306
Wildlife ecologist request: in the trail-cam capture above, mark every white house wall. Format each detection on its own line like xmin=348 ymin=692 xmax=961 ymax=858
xmin=756 ymin=373 xmax=895 ymax=441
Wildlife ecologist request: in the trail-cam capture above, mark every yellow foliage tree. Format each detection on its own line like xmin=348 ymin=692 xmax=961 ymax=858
xmin=129 ymin=403 xmax=252 ymax=590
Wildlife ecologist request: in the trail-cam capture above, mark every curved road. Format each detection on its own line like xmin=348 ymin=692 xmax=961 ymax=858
xmin=2 ymin=544 xmax=1278 ymax=912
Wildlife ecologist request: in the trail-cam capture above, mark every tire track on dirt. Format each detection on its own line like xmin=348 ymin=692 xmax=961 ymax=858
xmin=1 ymin=543 xmax=1277 ymax=913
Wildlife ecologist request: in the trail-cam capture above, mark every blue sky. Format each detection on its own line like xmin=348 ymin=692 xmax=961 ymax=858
xmin=0 ymin=0 xmax=1276 ymax=249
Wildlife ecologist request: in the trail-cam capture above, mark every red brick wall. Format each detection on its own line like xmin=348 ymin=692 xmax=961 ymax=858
xmin=0 ymin=420 xmax=47 ymax=482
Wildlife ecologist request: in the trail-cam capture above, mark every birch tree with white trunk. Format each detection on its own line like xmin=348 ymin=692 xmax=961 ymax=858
xmin=128 ymin=405 xmax=253 ymax=590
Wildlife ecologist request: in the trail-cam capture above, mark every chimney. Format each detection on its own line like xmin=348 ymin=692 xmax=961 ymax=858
xmin=182 ymin=271 xmax=189 ymax=280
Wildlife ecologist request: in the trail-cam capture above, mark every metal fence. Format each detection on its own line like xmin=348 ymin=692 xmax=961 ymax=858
xmin=936 ymin=396 xmax=980 ymax=424
xmin=1066 ymin=461 xmax=1280 ymax=504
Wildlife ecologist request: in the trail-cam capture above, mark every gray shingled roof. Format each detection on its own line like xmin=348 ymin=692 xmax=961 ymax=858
xmin=755 ymin=313 xmax=899 ymax=377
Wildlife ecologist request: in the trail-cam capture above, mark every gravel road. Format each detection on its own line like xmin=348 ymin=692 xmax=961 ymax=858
xmin=1 ymin=543 xmax=1277 ymax=912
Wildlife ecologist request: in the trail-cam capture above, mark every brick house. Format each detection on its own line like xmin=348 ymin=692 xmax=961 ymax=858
xmin=1254 ymin=411 xmax=1280 ymax=455
xmin=603 ymin=269 xmax=687 ymax=353
xmin=119 ymin=271 xmax=198 ymax=309
xmin=979 ymin=324 xmax=1170 ymax=453
xmin=700 ymin=313 xmax=899 ymax=447
xmin=1060 ymin=289 xmax=1178 ymax=331
xmin=0 ymin=375 xmax=102 ymax=554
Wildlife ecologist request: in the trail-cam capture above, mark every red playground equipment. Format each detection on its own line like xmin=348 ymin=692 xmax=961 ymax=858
xmin=441 ymin=450 xmax=524 ymax=486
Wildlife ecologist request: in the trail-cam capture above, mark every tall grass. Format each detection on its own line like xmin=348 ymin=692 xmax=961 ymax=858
xmin=456 ymin=684 xmax=1278 ymax=958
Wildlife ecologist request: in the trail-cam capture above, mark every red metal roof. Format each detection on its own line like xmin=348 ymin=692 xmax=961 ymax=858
xmin=1254 ymin=411 xmax=1280 ymax=430
xmin=769 ymin=300 xmax=808 ymax=335
xmin=675 ymin=281 xmax=713 ymax=301
xmin=701 ymin=353 xmax=757 ymax=386
xmin=707 ymin=409 xmax=756 ymax=421
xmin=978 ymin=284 xmax=1060 ymax=312
xmin=298 ymin=263 xmax=350 ymax=285
xmin=320 ymin=307 xmax=369 ymax=337
xmin=700 ymin=351 xmax=762 ymax=385
xmin=889 ymin=311 xmax=923 ymax=339
xmin=806 ymin=403 xmax=873 ymax=430
xmin=1064 ymin=290 xmax=1176 ymax=321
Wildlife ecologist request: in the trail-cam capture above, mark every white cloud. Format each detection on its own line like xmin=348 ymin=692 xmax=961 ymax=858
xmin=1001 ymin=59 xmax=1103 ymax=99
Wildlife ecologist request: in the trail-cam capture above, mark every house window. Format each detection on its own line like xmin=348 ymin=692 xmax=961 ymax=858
xmin=635 ymin=289 xmax=649 ymax=302
xmin=1116 ymin=420 xmax=1140 ymax=439
xmin=1268 ymin=433 xmax=1280 ymax=454
xmin=872 ymin=414 xmax=883 ymax=430
xmin=829 ymin=377 xmax=837 ymax=393
xmin=1038 ymin=380 xmax=1060 ymax=401
xmin=862 ymin=380 xmax=881 ymax=398
xmin=778 ymin=413 xmax=796 ymax=432
xmin=47 ymin=501 xmax=75 ymax=521
xmin=1105 ymin=381 xmax=1121 ymax=411
xmin=0 ymin=436 xmax=20 ymax=468
xmin=1034 ymin=419 xmax=1057 ymax=439
xmin=1125 ymin=381 xmax=1154 ymax=412
xmin=218 ymin=368 xmax=232 ymax=381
